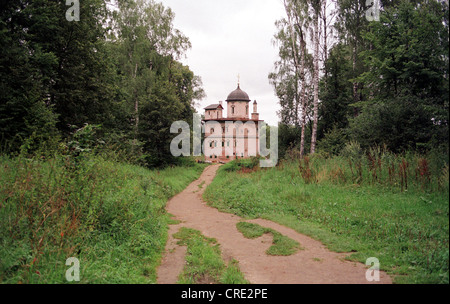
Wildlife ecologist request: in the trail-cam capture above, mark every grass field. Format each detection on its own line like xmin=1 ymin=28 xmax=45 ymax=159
xmin=0 ymin=154 xmax=207 ymax=283
xmin=203 ymin=154 xmax=449 ymax=284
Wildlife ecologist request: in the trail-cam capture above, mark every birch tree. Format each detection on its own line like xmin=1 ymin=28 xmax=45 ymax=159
xmin=309 ymin=0 xmax=322 ymax=154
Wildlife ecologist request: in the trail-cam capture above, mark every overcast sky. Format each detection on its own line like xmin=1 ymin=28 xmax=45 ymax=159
xmin=161 ymin=0 xmax=286 ymax=126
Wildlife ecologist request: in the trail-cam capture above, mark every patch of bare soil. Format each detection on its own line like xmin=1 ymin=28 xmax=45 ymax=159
xmin=157 ymin=165 xmax=392 ymax=284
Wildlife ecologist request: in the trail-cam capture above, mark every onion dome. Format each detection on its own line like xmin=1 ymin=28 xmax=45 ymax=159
xmin=226 ymin=85 xmax=251 ymax=102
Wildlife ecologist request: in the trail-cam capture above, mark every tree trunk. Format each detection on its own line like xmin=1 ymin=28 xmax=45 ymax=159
xmin=298 ymin=27 xmax=307 ymax=158
xmin=284 ymin=0 xmax=301 ymax=127
xmin=310 ymin=11 xmax=320 ymax=155
xmin=288 ymin=2 xmax=308 ymax=158
xmin=352 ymin=44 xmax=359 ymax=117
xmin=133 ymin=63 xmax=139 ymax=145
xmin=322 ymin=0 xmax=328 ymax=80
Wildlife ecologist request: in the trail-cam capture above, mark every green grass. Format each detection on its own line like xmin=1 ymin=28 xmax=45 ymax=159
xmin=204 ymin=155 xmax=449 ymax=284
xmin=236 ymin=222 xmax=301 ymax=256
xmin=173 ymin=227 xmax=249 ymax=284
xmin=0 ymin=154 xmax=207 ymax=283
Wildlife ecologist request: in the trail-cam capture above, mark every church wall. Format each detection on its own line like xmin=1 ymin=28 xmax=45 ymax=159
xmin=205 ymin=109 xmax=223 ymax=119
xmin=203 ymin=120 xmax=259 ymax=161
xmin=227 ymin=101 xmax=249 ymax=119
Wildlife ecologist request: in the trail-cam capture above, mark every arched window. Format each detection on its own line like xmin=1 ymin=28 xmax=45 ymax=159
xmin=210 ymin=128 xmax=214 ymax=134
xmin=231 ymin=106 xmax=235 ymax=114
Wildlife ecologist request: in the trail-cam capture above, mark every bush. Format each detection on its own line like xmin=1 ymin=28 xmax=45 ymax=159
xmin=340 ymin=141 xmax=363 ymax=161
xmin=317 ymin=126 xmax=347 ymax=156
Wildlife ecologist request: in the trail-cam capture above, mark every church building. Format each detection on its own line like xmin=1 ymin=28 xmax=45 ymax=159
xmin=203 ymin=82 xmax=263 ymax=163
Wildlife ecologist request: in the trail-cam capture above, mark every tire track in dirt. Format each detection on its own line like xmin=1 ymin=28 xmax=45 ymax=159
xmin=157 ymin=165 xmax=392 ymax=284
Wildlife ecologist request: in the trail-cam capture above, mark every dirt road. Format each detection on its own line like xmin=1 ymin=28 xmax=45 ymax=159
xmin=157 ymin=165 xmax=392 ymax=284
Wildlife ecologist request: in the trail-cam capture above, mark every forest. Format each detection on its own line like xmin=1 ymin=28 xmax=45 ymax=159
xmin=271 ymin=0 xmax=448 ymax=159
xmin=1 ymin=0 xmax=204 ymax=167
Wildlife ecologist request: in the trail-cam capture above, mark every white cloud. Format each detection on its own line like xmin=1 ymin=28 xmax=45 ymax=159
xmin=162 ymin=0 xmax=285 ymax=126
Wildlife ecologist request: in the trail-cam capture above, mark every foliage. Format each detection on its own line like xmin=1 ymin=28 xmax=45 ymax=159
xmin=317 ymin=125 xmax=347 ymax=156
xmin=350 ymin=0 xmax=449 ymax=152
xmin=0 ymin=0 xmax=205 ymax=168
xmin=110 ymin=0 xmax=204 ymax=167
xmin=277 ymin=124 xmax=303 ymax=160
xmin=273 ymin=0 xmax=449 ymax=157
xmin=317 ymin=43 xmax=354 ymax=140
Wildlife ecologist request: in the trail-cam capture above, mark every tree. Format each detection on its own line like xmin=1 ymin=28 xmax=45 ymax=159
xmin=0 ymin=0 xmax=118 ymax=154
xmin=318 ymin=42 xmax=353 ymax=139
xmin=112 ymin=0 xmax=190 ymax=145
xmin=335 ymin=0 xmax=371 ymax=114
xmin=111 ymin=0 xmax=203 ymax=166
xmin=309 ymin=0 xmax=322 ymax=155
xmin=270 ymin=0 xmax=315 ymax=157
xmin=0 ymin=0 xmax=59 ymax=151
xmin=352 ymin=0 xmax=449 ymax=151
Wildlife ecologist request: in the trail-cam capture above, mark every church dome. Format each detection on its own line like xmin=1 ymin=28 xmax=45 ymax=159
xmin=226 ymin=85 xmax=251 ymax=102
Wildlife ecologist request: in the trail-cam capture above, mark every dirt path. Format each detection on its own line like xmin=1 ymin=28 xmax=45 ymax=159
xmin=157 ymin=165 xmax=392 ymax=284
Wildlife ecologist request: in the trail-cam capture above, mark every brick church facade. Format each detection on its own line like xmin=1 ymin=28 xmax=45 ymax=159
xmin=203 ymin=83 xmax=263 ymax=163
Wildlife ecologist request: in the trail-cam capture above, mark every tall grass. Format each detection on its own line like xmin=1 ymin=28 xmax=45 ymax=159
xmin=204 ymin=150 xmax=449 ymax=284
xmin=294 ymin=146 xmax=449 ymax=193
xmin=0 ymin=154 xmax=206 ymax=283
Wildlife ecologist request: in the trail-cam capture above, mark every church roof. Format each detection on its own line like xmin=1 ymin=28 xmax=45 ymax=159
xmin=204 ymin=104 xmax=223 ymax=110
xmin=226 ymin=85 xmax=251 ymax=102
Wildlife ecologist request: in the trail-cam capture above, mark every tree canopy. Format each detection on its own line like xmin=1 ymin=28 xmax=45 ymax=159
xmin=270 ymin=0 xmax=449 ymax=155
xmin=0 ymin=0 xmax=204 ymax=166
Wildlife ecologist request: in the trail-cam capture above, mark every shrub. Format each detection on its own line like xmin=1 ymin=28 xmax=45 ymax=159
xmin=317 ymin=126 xmax=347 ymax=156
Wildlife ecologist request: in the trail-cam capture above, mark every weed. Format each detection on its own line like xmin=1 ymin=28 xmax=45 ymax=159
xmin=298 ymin=156 xmax=316 ymax=184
